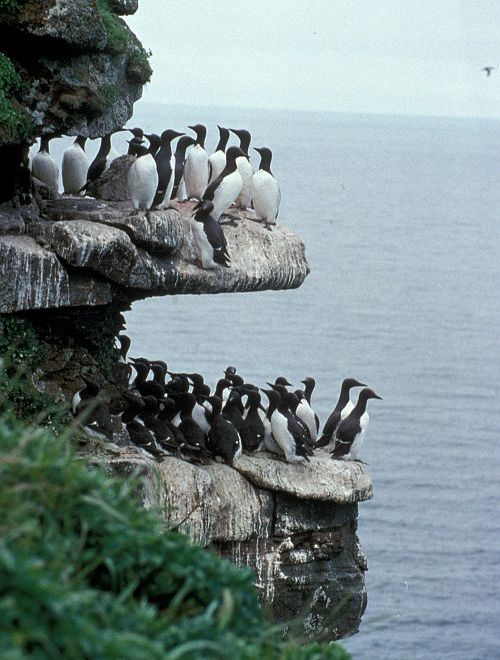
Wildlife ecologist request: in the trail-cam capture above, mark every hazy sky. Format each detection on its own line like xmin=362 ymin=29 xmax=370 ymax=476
xmin=127 ymin=1 xmax=500 ymax=118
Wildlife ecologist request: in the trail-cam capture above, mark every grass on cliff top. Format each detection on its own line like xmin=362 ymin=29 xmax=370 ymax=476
xmin=0 ymin=355 xmax=350 ymax=658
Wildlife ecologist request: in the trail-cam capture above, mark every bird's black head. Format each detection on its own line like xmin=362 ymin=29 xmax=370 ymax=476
xmin=225 ymin=365 xmax=237 ymax=377
xmin=225 ymin=146 xmax=245 ymax=164
xmin=253 ymin=146 xmax=273 ymax=172
xmin=145 ymin=133 xmax=161 ymax=153
xmin=343 ymin=377 xmax=366 ymax=390
xmin=275 ymin=376 xmax=292 ymax=387
xmin=262 ymin=387 xmax=280 ymax=406
xmin=160 ymin=129 xmax=185 ymax=144
xmin=359 ymin=388 xmax=383 ymax=401
xmin=187 ymin=372 xmax=204 ymax=389
xmin=125 ymin=127 xmax=144 ymax=138
xmin=193 ymin=200 xmax=214 ymax=221
xmin=188 ymin=124 xmax=207 ymax=146
xmin=216 ymin=126 xmax=230 ymax=148
xmin=301 ymin=376 xmax=315 ymax=388
xmin=229 ymin=128 xmax=251 ymax=155
xmin=207 ymin=394 xmax=223 ymax=416
xmin=175 ymin=136 xmax=196 ymax=153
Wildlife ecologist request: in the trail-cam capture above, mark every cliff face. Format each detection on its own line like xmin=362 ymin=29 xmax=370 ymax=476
xmin=98 ymin=447 xmax=372 ymax=641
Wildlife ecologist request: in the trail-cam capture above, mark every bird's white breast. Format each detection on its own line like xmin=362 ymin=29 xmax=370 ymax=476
xmin=235 ymin=157 xmax=253 ymax=208
xmin=127 ymin=154 xmax=158 ymax=210
xmin=271 ymin=409 xmax=297 ymax=461
xmin=251 ymin=170 xmax=280 ymax=223
xmin=62 ymin=144 xmax=88 ymax=195
xmin=208 ymin=150 xmax=226 ymax=183
xmin=296 ymin=399 xmax=318 ymax=442
xmin=32 ymin=151 xmax=59 ymax=194
xmin=190 ymin=218 xmax=218 ymax=269
xmin=184 ymin=145 xmax=209 ymax=199
xmin=212 ymin=169 xmax=243 ymax=220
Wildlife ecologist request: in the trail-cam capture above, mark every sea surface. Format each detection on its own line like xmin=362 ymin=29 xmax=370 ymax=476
xmin=80 ymin=104 xmax=499 ymax=659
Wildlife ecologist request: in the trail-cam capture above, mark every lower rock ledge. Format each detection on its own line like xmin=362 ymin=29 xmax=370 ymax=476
xmin=98 ymin=447 xmax=372 ymax=641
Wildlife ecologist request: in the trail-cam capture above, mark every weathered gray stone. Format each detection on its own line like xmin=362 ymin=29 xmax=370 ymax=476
xmin=48 ymin=219 xmax=137 ymax=285
xmin=87 ymin=155 xmax=135 ymax=201
xmin=234 ymin=453 xmax=373 ymax=503
xmin=109 ymin=0 xmax=139 ymax=15
xmin=0 ymin=208 xmax=25 ymax=236
xmin=44 ymin=197 xmax=184 ymax=255
xmin=1 ymin=197 xmax=309 ymax=309
xmin=0 ymin=235 xmax=112 ymax=312
xmin=274 ymin=495 xmax=358 ymax=536
xmin=0 ymin=2 xmax=148 ymax=144
xmin=99 ymin=444 xmax=371 ymax=641
xmin=0 ymin=0 xmax=107 ymax=50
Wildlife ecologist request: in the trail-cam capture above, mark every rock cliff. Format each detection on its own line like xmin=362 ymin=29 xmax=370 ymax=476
xmin=94 ymin=444 xmax=372 ymax=641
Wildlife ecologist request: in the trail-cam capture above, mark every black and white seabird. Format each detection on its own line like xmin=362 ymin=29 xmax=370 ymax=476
xmin=122 ymin=391 xmax=167 ymax=461
xmin=252 ymin=147 xmax=281 ymax=228
xmin=170 ymin=136 xmax=196 ymax=200
xmin=194 ymin=146 xmax=244 ymax=222
xmin=208 ymin=126 xmax=230 ymax=183
xmin=125 ymin=127 xmax=144 ymax=140
xmin=267 ymin=389 xmax=313 ymax=464
xmin=62 ymin=136 xmax=88 ymax=195
xmin=116 ymin=333 xmax=131 ymax=363
xmin=152 ymin=129 xmax=184 ymax=208
xmin=240 ymin=388 xmax=265 ymax=452
xmin=31 ymin=135 xmax=59 ymax=195
xmin=229 ymin=128 xmax=253 ymax=209
xmin=207 ymin=395 xmax=242 ymax=464
xmin=127 ymin=139 xmax=159 ymax=212
xmin=191 ymin=200 xmax=231 ymax=269
xmin=80 ymin=132 xmax=119 ymax=191
xmin=144 ymin=133 xmax=162 ymax=158
xmin=295 ymin=377 xmax=319 ymax=443
xmin=127 ymin=137 xmax=145 ymax=156
xmin=184 ymin=124 xmax=209 ymax=200
xmin=221 ymin=388 xmax=244 ymax=431
xmin=316 ymin=378 xmax=366 ymax=448
xmin=72 ymin=376 xmax=113 ymax=441
xmin=177 ymin=392 xmax=209 ymax=456
xmin=331 ymin=388 xmax=382 ymax=461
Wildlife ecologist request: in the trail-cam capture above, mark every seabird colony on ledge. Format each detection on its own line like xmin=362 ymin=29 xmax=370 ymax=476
xmin=30 ymin=124 xmax=281 ymax=270
xmin=73 ymin=335 xmax=382 ymax=467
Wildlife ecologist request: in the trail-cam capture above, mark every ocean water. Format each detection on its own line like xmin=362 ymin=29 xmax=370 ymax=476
xmin=113 ymin=104 xmax=499 ymax=659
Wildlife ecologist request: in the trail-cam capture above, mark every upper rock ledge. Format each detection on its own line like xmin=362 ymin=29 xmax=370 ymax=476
xmin=0 ymin=197 xmax=309 ymax=313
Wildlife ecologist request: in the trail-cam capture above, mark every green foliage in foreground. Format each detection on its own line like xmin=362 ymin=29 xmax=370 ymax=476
xmin=0 ymin=399 xmax=350 ymax=659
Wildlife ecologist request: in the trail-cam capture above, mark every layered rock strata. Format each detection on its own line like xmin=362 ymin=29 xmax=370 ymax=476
xmin=0 ymin=196 xmax=309 ymax=313
xmin=99 ymin=446 xmax=372 ymax=641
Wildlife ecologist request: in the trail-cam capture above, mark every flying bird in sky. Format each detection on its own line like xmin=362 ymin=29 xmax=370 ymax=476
xmin=481 ymin=66 xmax=494 ymax=77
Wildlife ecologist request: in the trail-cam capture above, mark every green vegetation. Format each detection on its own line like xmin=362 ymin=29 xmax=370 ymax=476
xmin=0 ymin=386 xmax=350 ymax=659
xmin=0 ymin=315 xmax=68 ymax=427
xmin=0 ymin=52 xmax=33 ymax=143
xmin=127 ymin=47 xmax=153 ymax=84
xmin=85 ymin=82 xmax=119 ymax=116
xmin=97 ymin=0 xmax=131 ymax=53
xmin=96 ymin=0 xmax=152 ymax=83
xmin=0 ymin=0 xmax=21 ymax=14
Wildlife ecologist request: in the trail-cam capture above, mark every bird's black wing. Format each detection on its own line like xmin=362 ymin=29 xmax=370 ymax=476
xmin=204 ymin=218 xmax=231 ymax=267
